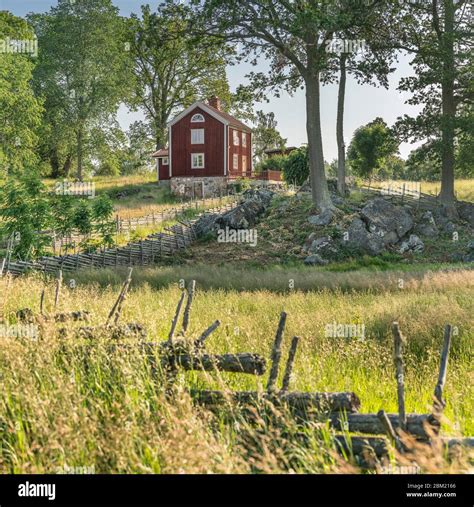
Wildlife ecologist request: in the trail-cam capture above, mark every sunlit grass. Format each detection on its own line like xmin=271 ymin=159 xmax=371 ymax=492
xmin=0 ymin=268 xmax=472 ymax=473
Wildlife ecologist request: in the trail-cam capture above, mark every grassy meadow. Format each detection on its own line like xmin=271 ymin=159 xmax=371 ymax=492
xmin=0 ymin=266 xmax=472 ymax=473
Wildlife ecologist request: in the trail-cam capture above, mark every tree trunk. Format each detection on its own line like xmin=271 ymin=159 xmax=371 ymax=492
xmin=63 ymin=153 xmax=72 ymax=178
xmin=50 ymin=148 xmax=61 ymax=179
xmin=76 ymin=128 xmax=84 ymax=181
xmin=438 ymin=0 xmax=456 ymax=206
xmin=336 ymin=54 xmax=347 ymax=196
xmin=155 ymin=122 xmax=167 ymax=151
xmin=305 ymin=71 xmax=333 ymax=209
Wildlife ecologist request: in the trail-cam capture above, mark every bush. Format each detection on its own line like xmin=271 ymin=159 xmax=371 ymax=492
xmin=282 ymin=146 xmax=309 ymax=186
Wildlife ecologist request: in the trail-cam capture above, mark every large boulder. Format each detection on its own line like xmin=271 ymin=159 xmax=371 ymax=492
xmin=193 ymin=213 xmax=220 ymax=236
xmin=345 ymin=217 xmax=384 ymax=255
xmin=305 ymin=235 xmax=338 ymax=258
xmin=414 ymin=211 xmax=439 ymax=238
xmin=215 ymin=189 xmax=275 ymax=230
xmin=308 ymin=209 xmax=334 ymax=226
xmin=398 ymin=234 xmax=424 ymax=254
xmin=360 ymin=198 xmax=413 ymax=245
xmin=457 ymin=202 xmax=474 ymax=228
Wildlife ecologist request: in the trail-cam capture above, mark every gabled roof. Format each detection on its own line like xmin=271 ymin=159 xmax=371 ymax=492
xmin=152 ymin=149 xmax=169 ymax=158
xmin=168 ymin=101 xmax=252 ymax=132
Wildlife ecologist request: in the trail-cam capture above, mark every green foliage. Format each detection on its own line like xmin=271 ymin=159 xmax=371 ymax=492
xmin=252 ymin=111 xmax=287 ymax=162
xmin=29 ymin=0 xmax=131 ymax=180
xmin=255 ymin=154 xmax=287 ymax=174
xmin=393 ymin=1 xmax=471 ymax=202
xmin=72 ymin=201 xmax=93 ymax=236
xmin=347 ymin=118 xmax=399 ymax=179
xmin=0 ymin=172 xmax=119 ymax=259
xmin=92 ymin=194 xmax=115 ymax=247
xmin=0 ymin=173 xmax=52 ymax=258
xmin=0 ymin=12 xmax=43 ymax=176
xmin=282 ymin=147 xmax=309 ymax=186
xmin=126 ymin=3 xmax=234 ymax=150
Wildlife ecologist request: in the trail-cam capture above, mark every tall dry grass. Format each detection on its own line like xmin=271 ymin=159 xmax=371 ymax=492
xmin=0 ymin=270 xmax=472 ymax=473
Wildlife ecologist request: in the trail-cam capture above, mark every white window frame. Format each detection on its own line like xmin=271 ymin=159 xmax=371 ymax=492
xmin=191 ymin=128 xmax=204 ymax=144
xmin=162 ymin=157 xmax=169 ymax=165
xmin=233 ymin=129 xmax=240 ymax=146
xmin=191 ymin=153 xmax=205 ymax=169
xmin=191 ymin=113 xmax=205 ymax=123
xmin=242 ymin=132 xmax=247 ymax=147
xmin=233 ymin=153 xmax=239 ymax=171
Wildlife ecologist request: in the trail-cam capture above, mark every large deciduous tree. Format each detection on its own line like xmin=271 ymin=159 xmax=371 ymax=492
xmin=0 ymin=12 xmax=43 ymax=176
xmin=394 ymin=0 xmax=472 ymax=206
xmin=30 ymin=0 xmax=130 ymax=181
xmin=126 ymin=3 xmax=233 ymax=151
xmin=322 ymin=6 xmax=397 ymax=195
xmin=347 ymin=117 xmax=399 ymax=180
xmin=198 ymin=0 xmax=388 ymax=209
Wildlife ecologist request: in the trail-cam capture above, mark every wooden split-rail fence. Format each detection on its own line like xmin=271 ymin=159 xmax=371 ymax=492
xmin=0 ymin=200 xmax=238 ymax=278
xmin=0 ymin=195 xmax=239 ymax=254
xmin=11 ymin=274 xmax=473 ymax=469
xmin=157 ymin=292 xmax=473 ymax=468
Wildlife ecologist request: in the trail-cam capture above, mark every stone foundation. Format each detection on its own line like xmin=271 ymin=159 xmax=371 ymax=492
xmin=170 ymin=176 xmax=228 ymax=199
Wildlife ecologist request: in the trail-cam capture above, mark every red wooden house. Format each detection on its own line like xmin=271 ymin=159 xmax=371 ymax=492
xmin=152 ymin=97 xmax=252 ymax=197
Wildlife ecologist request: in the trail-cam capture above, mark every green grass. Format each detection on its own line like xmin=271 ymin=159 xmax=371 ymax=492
xmin=0 ymin=268 xmax=472 ymax=473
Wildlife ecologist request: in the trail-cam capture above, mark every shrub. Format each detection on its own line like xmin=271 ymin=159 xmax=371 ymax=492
xmin=282 ymin=146 xmax=309 ymax=186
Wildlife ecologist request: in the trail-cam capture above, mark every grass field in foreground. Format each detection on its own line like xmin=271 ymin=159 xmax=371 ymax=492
xmin=0 ymin=267 xmax=472 ymax=473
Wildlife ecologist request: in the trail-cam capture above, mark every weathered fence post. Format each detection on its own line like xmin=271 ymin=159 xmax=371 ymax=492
xmin=266 ymin=311 xmax=287 ymax=392
xmin=281 ymin=336 xmax=299 ymax=391
xmin=392 ymin=322 xmax=407 ymax=432
xmin=182 ymin=280 xmax=196 ymax=334
xmin=54 ymin=269 xmax=63 ymax=310
xmin=434 ymin=324 xmax=453 ymax=414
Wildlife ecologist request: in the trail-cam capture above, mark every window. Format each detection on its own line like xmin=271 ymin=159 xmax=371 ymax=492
xmin=242 ymin=155 xmax=247 ymax=174
xmin=233 ymin=129 xmax=240 ymax=146
xmin=191 ymin=153 xmax=205 ymax=169
xmin=242 ymin=133 xmax=247 ymax=147
xmin=162 ymin=157 xmax=169 ymax=165
xmin=191 ymin=129 xmax=204 ymax=144
xmin=191 ymin=113 xmax=205 ymax=123
xmin=233 ymin=154 xmax=239 ymax=171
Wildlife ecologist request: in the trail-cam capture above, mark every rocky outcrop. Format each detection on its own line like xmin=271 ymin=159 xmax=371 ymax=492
xmin=345 ymin=218 xmax=385 ymax=256
xmin=457 ymin=202 xmax=474 ymax=228
xmin=193 ymin=189 xmax=274 ymax=237
xmin=414 ymin=211 xmax=439 ymax=237
xmin=360 ymin=198 xmax=413 ymax=245
xmin=216 ymin=189 xmax=274 ymax=230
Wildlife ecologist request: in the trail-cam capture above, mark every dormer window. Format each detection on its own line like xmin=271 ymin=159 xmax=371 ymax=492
xmin=191 ymin=113 xmax=205 ymax=123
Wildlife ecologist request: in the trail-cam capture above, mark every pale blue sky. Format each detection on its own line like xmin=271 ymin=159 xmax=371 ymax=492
xmin=1 ymin=0 xmax=422 ymax=160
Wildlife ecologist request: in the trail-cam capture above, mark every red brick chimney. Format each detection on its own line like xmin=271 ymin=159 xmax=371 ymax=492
xmin=208 ymin=96 xmax=221 ymax=111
